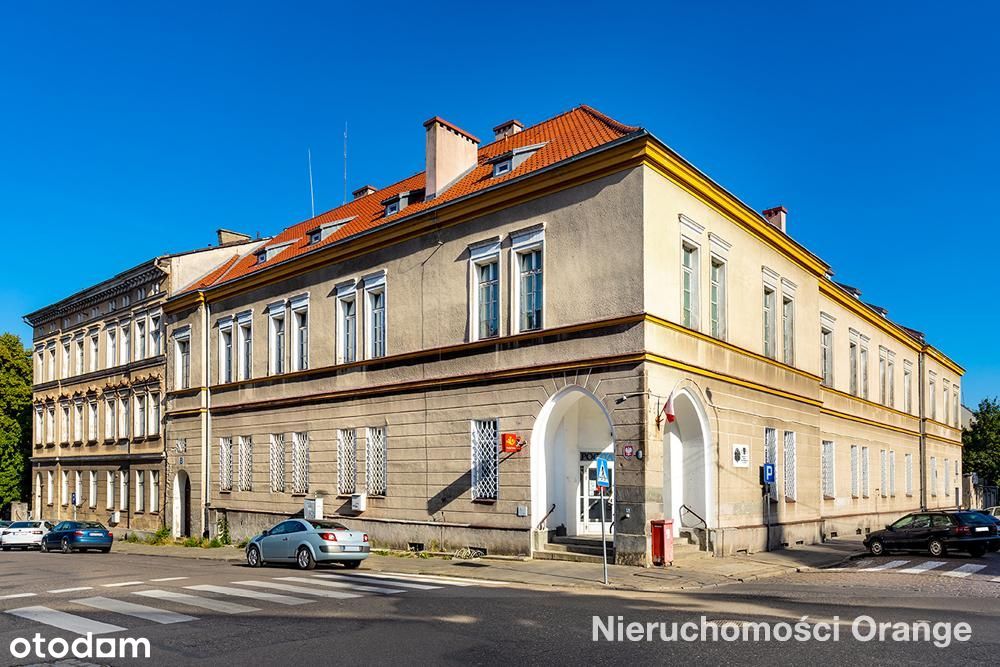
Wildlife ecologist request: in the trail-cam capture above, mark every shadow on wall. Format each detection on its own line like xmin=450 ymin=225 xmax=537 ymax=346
xmin=428 ymin=471 xmax=473 ymax=515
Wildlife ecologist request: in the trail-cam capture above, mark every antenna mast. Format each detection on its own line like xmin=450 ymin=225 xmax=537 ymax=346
xmin=343 ymin=121 xmax=348 ymax=205
xmin=307 ymin=148 xmax=316 ymax=218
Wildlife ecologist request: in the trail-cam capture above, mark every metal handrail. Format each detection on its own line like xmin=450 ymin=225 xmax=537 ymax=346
xmin=537 ymin=503 xmax=556 ymax=531
xmin=679 ymin=504 xmax=707 ymax=530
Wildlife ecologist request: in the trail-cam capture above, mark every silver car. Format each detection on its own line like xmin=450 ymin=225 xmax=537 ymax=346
xmin=246 ymin=519 xmax=370 ymax=570
xmin=1 ymin=521 xmax=54 ymax=550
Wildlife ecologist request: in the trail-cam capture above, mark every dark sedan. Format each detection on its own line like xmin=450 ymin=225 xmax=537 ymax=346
xmin=40 ymin=521 xmax=113 ymax=554
xmin=865 ymin=511 xmax=999 ymax=558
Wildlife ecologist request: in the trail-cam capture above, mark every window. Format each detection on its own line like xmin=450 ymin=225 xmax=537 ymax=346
xmin=821 ymin=441 xmax=835 ymax=499
xmin=150 ymin=315 xmax=162 ymax=356
xmin=237 ymin=313 xmax=252 ymax=381
xmin=905 ymin=453 xmax=913 ymax=496
xmin=105 ymin=399 xmax=116 ymax=441
xmin=136 ymin=320 xmax=146 ymax=360
xmin=74 ymin=471 xmax=83 ymax=506
xmin=136 ymin=470 xmax=145 ymax=512
xmin=781 ymin=296 xmax=794 ymax=365
xmin=764 ymin=427 xmax=778 ymax=501
xmin=384 ymin=201 xmax=399 ymax=216
xmin=106 ymin=471 xmax=114 ymax=510
xmin=889 ymin=451 xmax=896 ymax=497
xmin=850 ymin=445 xmax=859 ymax=497
xmin=904 ymin=364 xmax=913 ymax=413
xmin=861 ymin=446 xmax=870 ymax=498
xmin=107 ymin=329 xmax=117 ymax=368
xmin=120 ymin=324 xmax=131 ymax=365
xmin=220 ymin=324 xmax=233 ymax=383
xmin=292 ymin=432 xmax=310 ymax=494
xmin=860 ymin=343 xmax=869 ymax=400
xmin=471 ymin=419 xmax=499 ymax=501
xmin=879 ymin=449 xmax=887 ymax=498
xmin=86 ymin=401 xmax=97 ymax=442
xmin=492 ymin=159 xmax=512 ymax=177
xmin=150 ymin=470 xmax=160 ymax=512
xmin=47 ymin=470 xmax=54 ymax=505
xmin=929 ymin=376 xmax=937 ymax=421
xmin=291 ymin=297 xmax=309 ymax=371
xmin=681 ymin=244 xmax=700 ymax=329
xmin=33 ymin=407 xmax=42 ymax=446
xmin=943 ymin=383 xmax=950 ymax=426
xmin=337 ymin=429 xmax=356 ymax=495
xmin=366 ymin=427 xmax=387 ymax=496
xmin=849 ymin=341 xmax=859 ymax=395
xmin=61 ymin=341 xmax=70 ymax=379
xmin=821 ymin=327 xmax=833 ymax=386
xmin=89 ymin=334 xmax=99 ymax=372
xmin=119 ymin=396 xmax=129 ymax=440
xmin=134 ymin=393 xmax=146 ymax=438
xmin=89 ymin=471 xmax=97 ymax=508
xmin=46 ymin=405 xmax=55 ymax=444
xmin=61 ymin=470 xmax=69 ymax=505
xmin=514 ymin=232 xmax=544 ymax=333
xmin=709 ymin=258 xmax=726 ymax=339
xmin=783 ymin=431 xmax=796 ymax=501
xmin=472 ymin=249 xmax=500 ymax=341
xmin=887 ymin=355 xmax=895 ymax=408
xmin=953 ymin=389 xmax=960 ymax=428
xmin=73 ymin=402 xmax=83 ymax=443
xmin=174 ymin=332 xmax=191 ymax=390
xmin=75 ymin=338 xmax=84 ymax=375
xmin=120 ymin=471 xmax=129 ymax=511
xmin=269 ymin=434 xmax=285 ymax=493
xmin=238 ymin=436 xmax=253 ymax=492
xmin=219 ymin=437 xmax=233 ymax=492
xmin=268 ymin=306 xmax=286 ymax=375
xmin=149 ymin=393 xmax=160 ymax=436
xmin=879 ymin=350 xmax=887 ymax=405
xmin=930 ymin=456 xmax=938 ymax=497
xmin=60 ymin=404 xmax=70 ymax=444
xmin=366 ymin=280 xmax=386 ymax=359
xmin=944 ymin=459 xmax=951 ymax=496
xmin=337 ymin=286 xmax=357 ymax=364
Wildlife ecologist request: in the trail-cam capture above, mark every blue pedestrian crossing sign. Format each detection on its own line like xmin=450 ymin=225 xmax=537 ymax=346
xmin=596 ymin=457 xmax=611 ymax=489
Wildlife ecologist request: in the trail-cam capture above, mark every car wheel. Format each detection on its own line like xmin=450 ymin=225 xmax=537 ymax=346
xmin=928 ymin=538 xmax=947 ymax=557
xmin=246 ymin=545 xmax=262 ymax=568
xmin=61 ymin=538 xmax=73 ymax=554
xmin=101 ymin=548 xmax=111 ymax=553
xmin=40 ymin=540 xmax=49 ymax=553
xmin=1 ymin=546 xmax=9 ymax=552
xmin=868 ymin=539 xmax=886 ymax=556
xmin=968 ymin=545 xmax=987 ymax=558
xmin=295 ymin=546 xmax=316 ymax=570
xmin=342 ymin=560 xmax=362 ymax=569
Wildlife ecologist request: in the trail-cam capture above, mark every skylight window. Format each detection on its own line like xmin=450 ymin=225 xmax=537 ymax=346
xmin=493 ymin=160 xmax=512 ymax=177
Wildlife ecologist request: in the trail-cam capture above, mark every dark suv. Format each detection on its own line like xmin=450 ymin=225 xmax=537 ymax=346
xmin=864 ymin=511 xmax=999 ymax=558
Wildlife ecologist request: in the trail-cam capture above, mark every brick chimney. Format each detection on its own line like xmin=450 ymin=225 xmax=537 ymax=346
xmin=762 ymin=206 xmax=787 ymax=233
xmin=493 ymin=119 xmax=524 ymax=141
xmin=352 ymin=184 xmax=377 ymax=200
xmin=424 ymin=116 xmax=479 ymax=200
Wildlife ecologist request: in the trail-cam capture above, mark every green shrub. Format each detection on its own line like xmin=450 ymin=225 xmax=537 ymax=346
xmin=206 ymin=537 xmax=223 ymax=549
xmin=145 ymin=527 xmax=171 ymax=545
xmin=216 ymin=515 xmax=231 ymax=545
xmin=181 ymin=536 xmax=201 ymax=548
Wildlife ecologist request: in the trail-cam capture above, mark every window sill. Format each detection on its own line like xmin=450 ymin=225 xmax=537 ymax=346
xmin=784 ymin=497 xmax=796 ymax=503
xmin=822 ymin=495 xmax=835 ymax=501
xmin=472 ymin=498 xmax=498 ymax=505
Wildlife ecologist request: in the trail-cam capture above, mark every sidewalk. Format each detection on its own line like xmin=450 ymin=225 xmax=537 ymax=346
xmin=113 ymin=537 xmax=866 ymax=593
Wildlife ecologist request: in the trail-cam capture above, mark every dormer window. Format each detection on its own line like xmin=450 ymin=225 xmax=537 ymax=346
xmin=487 ymin=142 xmax=546 ymax=179
xmin=255 ymin=249 xmax=267 ymax=265
xmin=308 ymin=230 xmax=321 ymax=245
xmin=255 ymin=242 xmax=294 ymax=265
xmin=306 ymin=217 xmax=356 ymax=246
xmin=385 ymin=201 xmax=400 ymax=216
xmin=493 ymin=159 xmax=512 ymax=177
xmin=381 ymin=190 xmax=423 ymax=218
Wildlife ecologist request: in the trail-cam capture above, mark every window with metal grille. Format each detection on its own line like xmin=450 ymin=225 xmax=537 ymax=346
xmin=471 ymin=419 xmax=499 ymax=501
xmin=269 ymin=434 xmax=285 ymax=493
xmin=764 ymin=427 xmax=778 ymax=501
xmin=238 ymin=436 xmax=253 ymax=492
xmin=219 ymin=437 xmax=233 ymax=491
xmin=879 ymin=449 xmax=887 ymax=497
xmin=821 ymin=441 xmax=835 ymax=499
xmin=905 ymin=453 xmax=913 ymax=496
xmin=292 ymin=432 xmax=310 ymax=494
xmin=861 ymin=446 xmax=870 ymax=497
xmin=930 ymin=456 xmax=938 ymax=497
xmin=944 ymin=459 xmax=951 ymax=496
xmin=889 ymin=451 xmax=896 ymax=497
xmin=850 ymin=445 xmax=859 ymax=497
xmin=366 ymin=427 xmax=387 ymax=496
xmin=337 ymin=429 xmax=356 ymax=495
xmin=783 ymin=431 xmax=796 ymax=501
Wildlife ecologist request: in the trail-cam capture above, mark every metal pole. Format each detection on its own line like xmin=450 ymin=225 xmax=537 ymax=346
xmin=600 ymin=486 xmax=609 ymax=585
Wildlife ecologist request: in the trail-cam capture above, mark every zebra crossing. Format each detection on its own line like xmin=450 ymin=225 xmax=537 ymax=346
xmin=2 ymin=570 xmax=484 ymax=636
xmin=841 ymin=556 xmax=1000 ymax=581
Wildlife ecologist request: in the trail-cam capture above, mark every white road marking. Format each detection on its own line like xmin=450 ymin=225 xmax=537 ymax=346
xmin=134 ymin=589 xmax=258 ymax=614
xmin=281 ymin=576 xmax=405 ymax=594
xmin=861 ymin=560 xmax=910 ymax=571
xmin=186 ymin=584 xmax=312 ymax=606
xmin=102 ymin=581 xmax=144 ymax=588
xmin=77 ymin=596 xmax=197 ymax=624
xmin=314 ymin=573 xmax=440 ymax=590
xmin=233 ymin=580 xmax=360 ymax=600
xmin=0 ymin=593 xmax=37 ymax=600
xmin=898 ymin=561 xmax=948 ymax=574
xmin=7 ymin=605 xmax=125 ymax=635
xmin=149 ymin=577 xmax=189 ymax=582
xmin=334 ymin=571 xmax=481 ymax=586
xmin=942 ymin=563 xmax=988 ymax=578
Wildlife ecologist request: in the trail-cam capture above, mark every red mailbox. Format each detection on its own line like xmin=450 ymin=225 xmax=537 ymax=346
xmin=651 ymin=519 xmax=674 ymax=566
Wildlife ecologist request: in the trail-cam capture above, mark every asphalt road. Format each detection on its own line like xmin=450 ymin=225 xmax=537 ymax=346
xmin=1 ymin=549 xmax=998 ymax=665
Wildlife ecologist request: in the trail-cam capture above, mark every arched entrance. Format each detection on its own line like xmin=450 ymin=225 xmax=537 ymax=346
xmin=531 ymin=386 xmax=615 ymax=542
xmin=172 ymin=470 xmax=191 ymax=537
xmin=662 ymin=389 xmax=714 ymax=540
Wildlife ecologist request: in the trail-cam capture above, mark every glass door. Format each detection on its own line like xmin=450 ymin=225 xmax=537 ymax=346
xmin=578 ymin=458 xmax=614 ymax=535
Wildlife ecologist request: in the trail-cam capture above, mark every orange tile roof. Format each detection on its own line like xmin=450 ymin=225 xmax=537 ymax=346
xmin=191 ymin=105 xmax=640 ymax=292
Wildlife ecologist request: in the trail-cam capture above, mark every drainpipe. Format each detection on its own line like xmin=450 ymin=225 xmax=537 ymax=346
xmin=199 ymin=293 xmax=212 ymax=538
xmin=918 ymin=347 xmax=927 ymax=511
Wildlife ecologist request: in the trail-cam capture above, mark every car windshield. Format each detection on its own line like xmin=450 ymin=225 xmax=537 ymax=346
xmin=955 ymin=512 xmax=994 ymax=526
xmin=305 ymin=520 xmax=349 ymax=531
xmin=9 ymin=522 xmax=35 ymax=529
xmin=891 ymin=515 xmax=916 ymax=529
xmin=79 ymin=522 xmax=106 ymax=529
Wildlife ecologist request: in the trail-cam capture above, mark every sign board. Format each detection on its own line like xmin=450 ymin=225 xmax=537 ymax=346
xmin=501 ymin=433 xmax=521 ymax=453
xmin=732 ymin=444 xmax=750 ymax=468
xmin=595 ymin=457 xmax=611 ymax=489
xmin=71 ymin=492 xmax=77 ymax=506
xmin=762 ymin=463 xmax=776 ymax=485
xmin=304 ymin=496 xmax=324 ymax=520
xmin=623 ymin=444 xmax=635 ymax=458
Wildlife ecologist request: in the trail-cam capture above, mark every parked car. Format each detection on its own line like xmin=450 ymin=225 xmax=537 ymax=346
xmin=40 ymin=521 xmax=113 ymax=554
xmin=246 ymin=518 xmax=369 ymax=570
xmin=971 ymin=511 xmax=1000 ymax=551
xmin=1 ymin=521 xmax=54 ymax=550
xmin=0 ymin=520 xmax=11 ymax=529
xmin=984 ymin=506 xmax=1000 ymax=518
xmin=865 ymin=511 xmax=999 ymax=557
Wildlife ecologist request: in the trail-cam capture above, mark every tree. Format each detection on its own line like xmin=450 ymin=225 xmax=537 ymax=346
xmin=0 ymin=333 xmax=32 ymax=507
xmin=962 ymin=398 xmax=1000 ymax=486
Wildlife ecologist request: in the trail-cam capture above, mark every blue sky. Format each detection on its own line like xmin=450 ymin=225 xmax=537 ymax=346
xmin=1 ymin=2 xmax=997 ymax=404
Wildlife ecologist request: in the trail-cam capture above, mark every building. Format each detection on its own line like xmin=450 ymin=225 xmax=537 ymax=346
xmin=93 ymin=105 xmax=960 ymax=566
xmin=24 ymin=232 xmax=261 ymax=532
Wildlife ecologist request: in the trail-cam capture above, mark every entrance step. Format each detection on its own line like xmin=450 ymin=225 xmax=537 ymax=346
xmin=532 ymin=549 xmax=610 ymax=564
xmin=542 ymin=541 xmax=614 ymax=558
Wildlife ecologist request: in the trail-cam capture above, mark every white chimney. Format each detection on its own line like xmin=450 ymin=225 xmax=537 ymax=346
xmin=352 ymin=184 xmax=377 ymax=200
xmin=493 ymin=119 xmax=524 ymax=141
xmin=762 ymin=206 xmax=787 ymax=233
xmin=424 ymin=116 xmax=479 ymax=200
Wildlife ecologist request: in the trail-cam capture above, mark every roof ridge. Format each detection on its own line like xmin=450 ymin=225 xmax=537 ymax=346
xmin=576 ymin=104 xmax=641 ymax=134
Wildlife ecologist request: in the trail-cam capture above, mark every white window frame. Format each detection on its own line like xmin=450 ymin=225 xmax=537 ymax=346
xmin=106 ymin=328 xmax=117 ymax=369
xmin=365 ymin=426 xmax=387 ymax=496
xmin=219 ymin=437 xmax=233 ymax=492
xmin=879 ymin=449 xmax=887 ymax=498
xmin=511 ymin=228 xmax=544 ymax=334
xmin=903 ymin=362 xmax=913 ymax=414
xmin=269 ymin=433 xmax=286 ymax=493
xmin=879 ymin=348 xmax=887 ymax=405
xmin=120 ymin=321 xmax=131 ymax=366
xmin=267 ymin=301 xmax=287 ymax=375
xmin=89 ymin=471 xmax=98 ymax=508
xmin=73 ymin=401 xmax=83 ymax=443
xmin=148 ymin=392 xmax=160 ymax=436
xmin=173 ymin=327 xmax=191 ymax=390
xmin=681 ymin=242 xmax=701 ymax=330
xmin=60 ymin=403 xmax=70 ymax=444
xmin=887 ymin=352 xmax=895 ymax=408
xmin=119 ymin=470 xmax=129 ymax=511
xmin=106 ymin=471 xmax=114 ymax=510
xmin=944 ymin=459 xmax=951 ymax=496
xmin=763 ymin=285 xmax=776 ymax=359
xmin=74 ymin=336 xmax=84 ymax=375
xmin=783 ymin=431 xmax=797 ymax=501
xmin=136 ymin=470 xmax=145 ymax=512
xmin=781 ymin=294 xmax=795 ymax=366
xmin=471 ymin=419 xmax=500 ymax=501
xmin=219 ymin=317 xmax=234 ymax=384
xmin=290 ymin=294 xmax=309 ymax=372
xmin=89 ymin=332 xmax=99 ymax=372
xmin=47 ymin=470 xmax=54 ymax=505
xmin=236 ymin=311 xmax=253 ymax=381
xmin=105 ymin=398 xmax=116 ymax=441
xmin=337 ymin=429 xmax=356 ymax=495
xmin=859 ymin=340 xmax=870 ymax=400
xmin=930 ymin=456 xmax=938 ymax=497
xmin=34 ymin=407 xmax=42 ymax=446
xmin=709 ymin=256 xmax=727 ymax=340
xmin=469 ymin=241 xmax=501 ymax=342
xmin=364 ymin=273 xmax=387 ymax=359
xmin=238 ymin=435 xmax=253 ymax=492
xmin=861 ymin=446 xmax=870 ymax=498
xmin=150 ymin=470 xmax=160 ymax=513
xmin=118 ymin=396 xmax=129 ymax=440
xmin=134 ymin=392 xmax=146 ymax=438
xmin=135 ymin=318 xmax=146 ymax=361
xmin=905 ymin=452 xmax=914 ymax=496
xmin=821 ymin=441 xmax=835 ymax=499
xmin=292 ymin=431 xmax=310 ymax=494
xmin=61 ymin=470 xmax=69 ymax=506
xmin=929 ymin=374 xmax=937 ymax=421
xmin=336 ymin=283 xmax=357 ymax=364
xmin=889 ymin=450 xmax=896 ymax=497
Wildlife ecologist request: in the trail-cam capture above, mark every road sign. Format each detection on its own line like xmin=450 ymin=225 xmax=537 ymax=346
xmin=71 ymin=492 xmax=77 ymax=505
xmin=595 ymin=457 xmax=610 ymax=489
xmin=762 ymin=463 xmax=775 ymax=485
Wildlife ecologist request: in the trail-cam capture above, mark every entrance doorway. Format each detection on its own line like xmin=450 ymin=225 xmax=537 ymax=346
xmin=172 ymin=470 xmax=191 ymax=537
xmin=578 ymin=455 xmax=614 ymax=535
xmin=662 ymin=389 xmax=713 ymax=540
